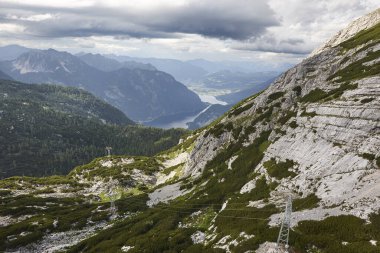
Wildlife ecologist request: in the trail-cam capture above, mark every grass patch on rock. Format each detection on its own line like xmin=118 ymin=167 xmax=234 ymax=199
xmin=263 ymin=158 xmax=297 ymax=179
xmin=300 ymin=83 xmax=357 ymax=103
xmin=293 ymin=194 xmax=320 ymax=211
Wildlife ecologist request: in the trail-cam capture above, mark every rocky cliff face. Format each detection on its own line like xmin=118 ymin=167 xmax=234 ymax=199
xmin=181 ymin=12 xmax=380 ymax=223
xmin=0 ymin=10 xmax=379 ymax=253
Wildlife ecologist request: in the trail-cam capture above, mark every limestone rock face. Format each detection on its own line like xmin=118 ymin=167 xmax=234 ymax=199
xmin=310 ymin=8 xmax=380 ymax=56
xmin=178 ymin=14 xmax=380 ymax=225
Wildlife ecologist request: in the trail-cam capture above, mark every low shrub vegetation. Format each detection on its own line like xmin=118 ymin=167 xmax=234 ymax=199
xmin=263 ymin=158 xmax=297 ymax=179
xmin=300 ymin=83 xmax=357 ymax=103
xmin=267 ymin=92 xmax=285 ymax=102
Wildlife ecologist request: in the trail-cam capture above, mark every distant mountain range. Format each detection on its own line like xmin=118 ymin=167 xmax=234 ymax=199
xmin=0 ymin=79 xmax=187 ymax=178
xmin=78 ymin=53 xmax=156 ymax=72
xmin=0 ymin=48 xmax=206 ymax=122
xmin=101 ymin=55 xmax=278 ymax=128
xmin=0 ymin=45 xmax=279 ymax=129
xmin=106 ymin=55 xmax=288 ymax=85
xmin=105 ymin=54 xmax=208 ymax=84
xmin=187 ymin=58 xmax=291 ymax=74
xmin=0 ymin=44 xmax=30 ymax=61
xmin=197 ymin=70 xmax=277 ymax=90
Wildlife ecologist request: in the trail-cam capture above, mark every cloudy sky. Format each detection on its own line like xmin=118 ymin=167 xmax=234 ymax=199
xmin=0 ymin=0 xmax=378 ymax=66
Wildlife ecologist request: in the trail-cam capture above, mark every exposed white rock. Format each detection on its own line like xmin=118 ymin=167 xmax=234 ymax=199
xmin=147 ymin=182 xmax=191 ymax=207
xmin=121 ymin=245 xmax=135 ymax=252
xmin=227 ymin=155 xmax=238 ymax=170
xmin=155 ymin=153 xmax=189 ymax=185
xmin=240 ymin=179 xmax=256 ymax=194
xmin=213 ymin=232 xmax=255 ymax=253
xmin=130 ymin=169 xmax=156 ymax=184
xmin=53 ymin=219 xmax=58 ymax=228
xmin=100 ymin=160 xmax=113 ymax=168
xmin=12 ymin=60 xmax=51 ymax=74
xmin=247 ymin=200 xmax=267 ymax=208
xmin=156 ymin=170 xmax=177 ymax=185
xmin=214 ymin=235 xmax=232 ymax=252
xmin=310 ymin=8 xmax=380 ymax=56
xmin=8 ymin=222 xmax=108 ymax=253
xmin=19 ymin=231 xmax=32 ymax=237
xmin=220 ymin=200 xmax=228 ymax=212
xmin=239 ymin=232 xmax=254 ymax=240
xmin=191 ymin=231 xmax=206 ymax=244
xmin=120 ymin=158 xmax=135 ymax=165
xmin=190 ymin=210 xmax=203 ymax=217
xmin=83 ymin=177 xmax=121 ymax=196
xmin=162 ymin=152 xmax=188 ymax=168
xmin=0 ymin=215 xmax=34 ymax=227
xmin=0 ymin=216 xmax=13 ymax=227
xmin=183 ymin=131 xmax=231 ymax=178
xmin=269 ymin=206 xmax=346 ymax=227
xmin=255 ymin=242 xmax=278 ymax=253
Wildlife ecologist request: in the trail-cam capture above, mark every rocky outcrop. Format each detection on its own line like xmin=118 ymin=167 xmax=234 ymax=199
xmin=178 ymin=13 xmax=380 ymax=226
xmin=310 ymin=8 xmax=380 ymax=56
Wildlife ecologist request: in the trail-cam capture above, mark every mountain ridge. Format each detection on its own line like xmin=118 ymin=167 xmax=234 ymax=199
xmin=68 ymin=12 xmax=380 ymax=252
xmin=0 ymin=49 xmax=206 ymax=122
xmin=311 ymin=8 xmax=380 ymax=56
xmin=78 ymin=53 xmax=156 ymax=72
xmin=0 ymin=10 xmax=379 ymax=253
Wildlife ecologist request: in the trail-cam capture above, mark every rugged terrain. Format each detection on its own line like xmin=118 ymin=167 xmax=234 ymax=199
xmin=0 ymin=9 xmax=379 ymax=253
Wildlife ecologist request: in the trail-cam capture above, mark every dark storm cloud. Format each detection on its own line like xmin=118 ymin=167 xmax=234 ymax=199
xmin=236 ymin=44 xmax=311 ymax=55
xmin=233 ymin=35 xmax=311 ymax=55
xmin=138 ymin=1 xmax=280 ymax=40
xmin=0 ymin=0 xmax=279 ymax=40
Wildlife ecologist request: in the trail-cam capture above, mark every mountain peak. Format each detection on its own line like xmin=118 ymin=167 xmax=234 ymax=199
xmin=10 ymin=49 xmax=84 ymax=74
xmin=310 ymin=8 xmax=380 ymax=56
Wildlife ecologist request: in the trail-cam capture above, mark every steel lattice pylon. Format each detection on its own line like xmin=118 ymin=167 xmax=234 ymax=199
xmin=277 ymin=195 xmax=292 ymax=253
xmin=108 ymin=191 xmax=118 ymax=220
xmin=105 ymin=146 xmax=112 ymax=157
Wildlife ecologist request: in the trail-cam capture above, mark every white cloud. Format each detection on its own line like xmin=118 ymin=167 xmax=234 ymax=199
xmin=6 ymin=13 xmax=54 ymax=22
xmin=0 ymin=0 xmax=378 ymax=65
xmin=0 ymin=0 xmax=278 ymax=39
xmin=0 ymin=0 xmax=95 ymax=8
xmin=0 ymin=23 xmax=25 ymax=34
xmin=257 ymin=0 xmax=380 ymax=54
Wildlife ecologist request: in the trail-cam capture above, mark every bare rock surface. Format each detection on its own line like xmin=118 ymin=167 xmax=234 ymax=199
xmin=311 ymin=8 xmax=380 ymax=56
